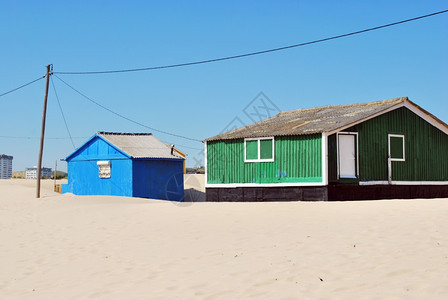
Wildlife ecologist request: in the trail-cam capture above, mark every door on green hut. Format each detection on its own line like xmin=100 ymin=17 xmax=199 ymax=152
xmin=388 ymin=134 xmax=405 ymax=183
xmin=338 ymin=133 xmax=357 ymax=179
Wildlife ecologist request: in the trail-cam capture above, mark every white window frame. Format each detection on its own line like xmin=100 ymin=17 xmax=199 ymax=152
xmin=388 ymin=134 xmax=405 ymax=162
xmin=97 ymin=160 xmax=111 ymax=178
xmin=244 ymin=137 xmax=275 ymax=163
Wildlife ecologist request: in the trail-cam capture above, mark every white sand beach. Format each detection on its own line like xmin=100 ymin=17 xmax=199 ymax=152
xmin=1 ymin=177 xmax=448 ymax=299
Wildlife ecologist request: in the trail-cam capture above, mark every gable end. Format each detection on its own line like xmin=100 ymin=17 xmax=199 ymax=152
xmin=65 ymin=134 xmax=131 ymax=162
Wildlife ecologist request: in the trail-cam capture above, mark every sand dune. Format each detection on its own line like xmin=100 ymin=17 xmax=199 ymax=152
xmin=1 ymin=179 xmax=448 ymax=299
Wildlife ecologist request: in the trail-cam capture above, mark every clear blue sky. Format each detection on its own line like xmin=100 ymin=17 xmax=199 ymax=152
xmin=1 ymin=1 xmax=447 ymax=172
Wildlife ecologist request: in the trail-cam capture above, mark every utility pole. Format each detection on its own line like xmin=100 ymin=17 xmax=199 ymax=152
xmin=53 ymin=159 xmax=57 ymax=190
xmin=36 ymin=64 xmax=52 ymax=198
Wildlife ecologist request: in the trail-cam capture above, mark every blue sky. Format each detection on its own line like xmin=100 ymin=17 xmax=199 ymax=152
xmin=1 ymin=1 xmax=447 ymax=172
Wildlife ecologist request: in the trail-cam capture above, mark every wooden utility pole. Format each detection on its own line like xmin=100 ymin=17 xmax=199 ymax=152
xmin=53 ymin=159 xmax=57 ymax=190
xmin=36 ymin=64 xmax=52 ymax=198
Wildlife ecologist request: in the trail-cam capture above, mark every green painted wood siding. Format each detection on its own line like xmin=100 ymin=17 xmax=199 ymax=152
xmin=207 ymin=134 xmax=322 ymax=184
xmin=328 ymin=107 xmax=448 ymax=182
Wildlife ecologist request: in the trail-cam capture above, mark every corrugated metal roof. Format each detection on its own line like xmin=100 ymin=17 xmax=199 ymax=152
xmin=205 ymin=97 xmax=408 ymax=141
xmin=98 ymin=132 xmax=184 ymax=159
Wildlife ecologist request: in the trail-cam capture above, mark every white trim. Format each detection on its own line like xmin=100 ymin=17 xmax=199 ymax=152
xmin=321 ymin=133 xmax=328 ymax=185
xmin=356 ymin=133 xmax=359 ymax=176
xmin=326 ymin=102 xmax=405 ymax=136
xmin=205 ymin=180 xmax=448 ymax=188
xmin=337 ymin=132 xmax=359 ymax=179
xmin=359 ymin=181 xmax=389 ymax=185
xmin=325 ymin=99 xmax=448 ymax=138
xmin=206 ymin=182 xmax=326 ymax=188
xmin=336 ymin=132 xmax=339 ymax=178
xmin=243 ymin=138 xmax=253 ymax=161
xmin=245 ymin=137 xmax=275 ymax=141
xmin=96 ymin=160 xmax=110 ymax=166
xmin=360 ymin=180 xmax=448 ymax=186
xmin=404 ymin=101 xmax=448 ymax=135
xmin=392 ymin=181 xmax=448 ymax=185
xmin=387 ymin=156 xmax=392 ymax=184
xmin=244 ymin=137 xmax=275 ymax=163
xmin=204 ymin=141 xmax=208 ymax=185
xmin=388 ymin=134 xmax=405 ymax=183
xmin=388 ymin=134 xmax=405 ymax=161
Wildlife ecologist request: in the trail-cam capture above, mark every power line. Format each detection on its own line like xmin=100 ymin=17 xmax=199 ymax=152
xmin=0 ymin=134 xmax=203 ymax=151
xmin=0 ymin=75 xmax=46 ymax=97
xmin=0 ymin=135 xmax=87 ymax=140
xmin=53 ymin=9 xmax=448 ymax=75
xmin=50 ymin=77 xmax=77 ymax=149
xmin=53 ymin=75 xmax=203 ymax=143
xmin=171 ymin=144 xmax=203 ymax=151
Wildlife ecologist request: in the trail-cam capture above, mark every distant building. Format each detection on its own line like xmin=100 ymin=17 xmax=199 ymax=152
xmin=26 ymin=167 xmax=52 ymax=179
xmin=0 ymin=154 xmax=13 ymax=179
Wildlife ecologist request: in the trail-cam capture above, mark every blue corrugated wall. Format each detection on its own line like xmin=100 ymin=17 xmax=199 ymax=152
xmin=62 ymin=135 xmax=184 ymax=200
xmin=62 ymin=137 xmax=134 ymax=196
xmin=63 ymin=159 xmax=133 ymax=196
xmin=132 ymin=159 xmax=184 ymax=201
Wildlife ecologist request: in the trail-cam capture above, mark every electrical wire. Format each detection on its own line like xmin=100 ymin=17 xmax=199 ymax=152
xmin=50 ymin=77 xmax=77 ymax=149
xmin=53 ymin=75 xmax=203 ymax=143
xmin=0 ymin=135 xmax=202 ymax=150
xmin=170 ymin=144 xmax=203 ymax=151
xmin=0 ymin=75 xmax=46 ymax=97
xmin=53 ymin=9 xmax=448 ymax=75
xmin=0 ymin=135 xmax=86 ymax=140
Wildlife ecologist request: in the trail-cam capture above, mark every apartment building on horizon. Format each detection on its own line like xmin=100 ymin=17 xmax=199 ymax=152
xmin=0 ymin=154 xmax=13 ymax=179
xmin=26 ymin=166 xmax=52 ymax=179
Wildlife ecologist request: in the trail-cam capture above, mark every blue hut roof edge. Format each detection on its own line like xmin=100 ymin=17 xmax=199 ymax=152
xmin=65 ymin=133 xmax=132 ymax=161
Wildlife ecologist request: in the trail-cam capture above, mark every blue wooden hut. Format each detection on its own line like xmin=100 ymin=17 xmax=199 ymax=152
xmin=62 ymin=132 xmax=185 ymax=201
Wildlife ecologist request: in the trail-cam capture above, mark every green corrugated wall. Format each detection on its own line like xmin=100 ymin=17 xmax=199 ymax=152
xmin=207 ymin=134 xmax=322 ymax=184
xmin=328 ymin=107 xmax=448 ymax=182
xmin=328 ymin=134 xmax=338 ymax=182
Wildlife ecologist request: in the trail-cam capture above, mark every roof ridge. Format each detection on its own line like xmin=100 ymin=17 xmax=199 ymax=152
xmin=97 ymin=132 xmax=153 ymax=136
xmin=280 ymin=97 xmax=407 ymax=115
xmin=205 ymin=96 xmax=411 ymax=141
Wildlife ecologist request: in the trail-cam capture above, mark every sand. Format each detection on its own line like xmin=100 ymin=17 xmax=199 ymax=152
xmin=1 ymin=178 xmax=448 ymax=299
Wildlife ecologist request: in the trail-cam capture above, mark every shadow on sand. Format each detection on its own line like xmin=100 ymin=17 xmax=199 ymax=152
xmin=184 ymin=188 xmax=206 ymax=202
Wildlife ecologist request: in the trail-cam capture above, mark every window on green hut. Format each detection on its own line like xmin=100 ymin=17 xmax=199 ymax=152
xmin=244 ymin=137 xmax=274 ymax=162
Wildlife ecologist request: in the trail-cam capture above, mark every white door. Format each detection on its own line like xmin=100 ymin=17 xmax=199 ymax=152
xmin=339 ymin=134 xmax=356 ymax=178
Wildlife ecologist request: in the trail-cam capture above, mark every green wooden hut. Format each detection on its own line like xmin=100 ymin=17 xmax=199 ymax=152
xmin=204 ymin=97 xmax=448 ymax=201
